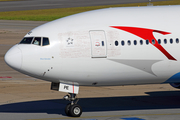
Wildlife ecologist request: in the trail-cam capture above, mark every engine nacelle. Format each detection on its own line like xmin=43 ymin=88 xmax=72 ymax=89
xmin=169 ymin=83 xmax=180 ymax=89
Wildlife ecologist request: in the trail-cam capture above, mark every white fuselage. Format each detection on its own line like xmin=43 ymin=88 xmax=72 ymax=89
xmin=5 ymin=5 xmax=180 ymax=86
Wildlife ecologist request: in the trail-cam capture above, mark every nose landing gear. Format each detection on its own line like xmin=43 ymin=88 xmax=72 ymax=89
xmin=63 ymin=93 xmax=82 ymax=117
xmin=51 ymin=82 xmax=81 ymax=117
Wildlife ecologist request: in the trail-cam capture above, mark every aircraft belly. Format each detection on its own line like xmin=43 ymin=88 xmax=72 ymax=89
xmin=42 ymin=58 xmax=179 ymax=86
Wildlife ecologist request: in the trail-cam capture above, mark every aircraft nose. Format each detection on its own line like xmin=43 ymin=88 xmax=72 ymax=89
xmin=4 ymin=45 xmax=22 ymax=70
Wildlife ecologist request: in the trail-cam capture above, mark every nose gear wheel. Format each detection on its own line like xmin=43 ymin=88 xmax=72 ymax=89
xmin=64 ymin=93 xmax=82 ymax=117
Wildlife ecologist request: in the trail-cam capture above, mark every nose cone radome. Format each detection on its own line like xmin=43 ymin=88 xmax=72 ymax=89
xmin=4 ymin=46 xmax=22 ymax=70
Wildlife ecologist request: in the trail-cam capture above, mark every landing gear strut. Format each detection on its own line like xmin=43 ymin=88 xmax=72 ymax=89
xmin=63 ymin=93 xmax=82 ymax=117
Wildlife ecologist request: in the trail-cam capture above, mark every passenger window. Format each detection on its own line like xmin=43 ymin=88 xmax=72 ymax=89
xmin=121 ymin=40 xmax=125 ymax=46
xmin=115 ymin=40 xmax=118 ymax=46
xmin=140 ymin=40 xmax=143 ymax=45
xmin=176 ymin=38 xmax=179 ymax=43
xmin=134 ymin=40 xmax=137 ymax=45
xmin=19 ymin=37 xmax=33 ymax=44
xmin=146 ymin=40 xmax=149 ymax=45
xmin=102 ymin=41 xmax=104 ymax=46
xmin=32 ymin=37 xmax=41 ymax=46
xmin=152 ymin=39 xmax=155 ymax=44
xmin=170 ymin=38 xmax=173 ymax=44
xmin=158 ymin=39 xmax=161 ymax=44
xmin=127 ymin=40 xmax=131 ymax=45
xmin=164 ymin=39 xmax=167 ymax=44
xmin=43 ymin=37 xmax=50 ymax=46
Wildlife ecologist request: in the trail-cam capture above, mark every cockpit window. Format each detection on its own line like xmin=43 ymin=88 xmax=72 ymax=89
xmin=43 ymin=37 xmax=50 ymax=46
xmin=19 ymin=37 xmax=50 ymax=46
xmin=19 ymin=37 xmax=33 ymax=44
xmin=32 ymin=37 xmax=41 ymax=46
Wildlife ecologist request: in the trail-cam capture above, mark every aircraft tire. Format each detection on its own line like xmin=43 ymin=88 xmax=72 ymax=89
xmin=65 ymin=103 xmax=71 ymax=116
xmin=69 ymin=104 xmax=82 ymax=117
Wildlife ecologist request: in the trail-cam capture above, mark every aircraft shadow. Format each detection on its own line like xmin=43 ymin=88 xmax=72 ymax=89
xmin=0 ymin=90 xmax=179 ymax=115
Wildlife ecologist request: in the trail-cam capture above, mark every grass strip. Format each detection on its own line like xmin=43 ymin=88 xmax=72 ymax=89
xmin=0 ymin=0 xmax=179 ymax=21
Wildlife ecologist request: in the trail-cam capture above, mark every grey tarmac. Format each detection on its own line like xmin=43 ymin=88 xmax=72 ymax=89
xmin=0 ymin=20 xmax=180 ymax=120
xmin=0 ymin=0 xmax=168 ymax=12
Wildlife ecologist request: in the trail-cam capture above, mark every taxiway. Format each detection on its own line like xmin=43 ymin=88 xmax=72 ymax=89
xmin=0 ymin=0 xmax=168 ymax=12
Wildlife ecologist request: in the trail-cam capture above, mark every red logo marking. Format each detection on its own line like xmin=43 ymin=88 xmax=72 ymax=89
xmin=111 ymin=26 xmax=176 ymax=61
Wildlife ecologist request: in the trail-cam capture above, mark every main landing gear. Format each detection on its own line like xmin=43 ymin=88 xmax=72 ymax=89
xmin=63 ymin=93 xmax=82 ymax=117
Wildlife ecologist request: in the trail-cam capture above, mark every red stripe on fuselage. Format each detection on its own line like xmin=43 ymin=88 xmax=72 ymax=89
xmin=111 ymin=26 xmax=176 ymax=61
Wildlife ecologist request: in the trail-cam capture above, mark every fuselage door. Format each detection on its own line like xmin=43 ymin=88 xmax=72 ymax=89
xmin=89 ymin=30 xmax=107 ymax=58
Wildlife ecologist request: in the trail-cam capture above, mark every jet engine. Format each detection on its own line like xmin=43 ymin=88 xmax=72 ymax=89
xmin=169 ymin=83 xmax=180 ymax=89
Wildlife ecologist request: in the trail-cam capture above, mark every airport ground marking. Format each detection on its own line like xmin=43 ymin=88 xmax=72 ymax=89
xmin=121 ymin=117 xmax=145 ymax=120
xmin=0 ymin=76 xmax=12 ymax=78
xmin=27 ymin=112 xmax=180 ymax=120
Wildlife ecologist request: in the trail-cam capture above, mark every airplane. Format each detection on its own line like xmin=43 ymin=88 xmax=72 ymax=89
xmin=4 ymin=5 xmax=180 ymax=117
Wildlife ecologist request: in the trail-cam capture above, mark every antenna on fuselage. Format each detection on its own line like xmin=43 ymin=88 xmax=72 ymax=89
xmin=147 ymin=0 xmax=153 ymax=6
